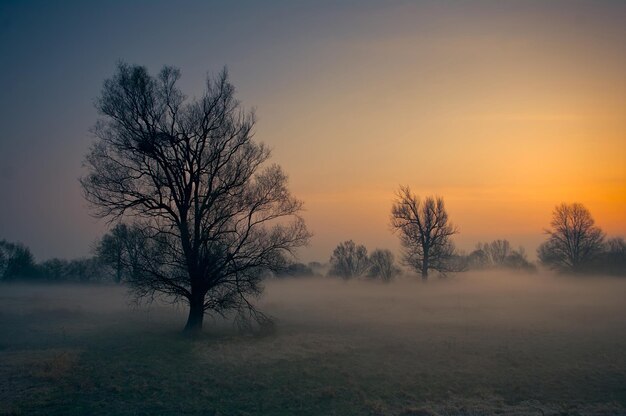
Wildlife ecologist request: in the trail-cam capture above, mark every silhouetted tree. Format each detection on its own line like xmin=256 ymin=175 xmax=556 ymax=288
xmin=95 ymin=223 xmax=144 ymax=283
xmin=274 ymin=262 xmax=316 ymax=278
xmin=81 ymin=63 xmax=310 ymax=333
xmin=329 ymin=240 xmax=370 ymax=279
xmin=39 ymin=258 xmax=69 ymax=281
xmin=0 ymin=244 xmax=6 ymax=279
xmin=391 ymin=187 xmax=458 ymax=280
xmin=602 ymin=237 xmax=626 ymax=276
xmin=467 ymin=244 xmax=490 ymax=269
xmin=466 ymin=239 xmax=536 ymax=272
xmin=537 ymin=203 xmax=604 ymax=273
xmin=502 ymin=247 xmax=537 ymax=273
xmin=368 ymin=249 xmax=401 ymax=282
xmin=0 ymin=240 xmax=38 ymax=280
xmin=64 ymin=258 xmax=102 ymax=282
xmin=485 ymin=240 xmax=511 ymax=266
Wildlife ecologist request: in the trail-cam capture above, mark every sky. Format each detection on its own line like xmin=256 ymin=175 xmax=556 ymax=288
xmin=0 ymin=0 xmax=624 ymax=263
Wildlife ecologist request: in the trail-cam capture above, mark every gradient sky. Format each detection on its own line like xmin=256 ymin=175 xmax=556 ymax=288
xmin=1 ymin=1 xmax=624 ymax=263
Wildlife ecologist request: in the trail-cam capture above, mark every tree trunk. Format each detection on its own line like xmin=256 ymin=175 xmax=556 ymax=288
xmin=421 ymin=253 xmax=429 ymax=281
xmin=183 ymin=292 xmax=205 ymax=334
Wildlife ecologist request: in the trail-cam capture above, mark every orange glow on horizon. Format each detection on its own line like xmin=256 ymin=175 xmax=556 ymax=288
xmin=242 ymin=4 xmax=626 ymax=262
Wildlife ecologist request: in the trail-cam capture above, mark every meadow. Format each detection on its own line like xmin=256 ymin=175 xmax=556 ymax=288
xmin=1 ymin=272 xmax=625 ymax=415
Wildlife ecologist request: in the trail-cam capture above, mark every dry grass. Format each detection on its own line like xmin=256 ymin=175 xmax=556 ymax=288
xmin=0 ymin=273 xmax=625 ymax=415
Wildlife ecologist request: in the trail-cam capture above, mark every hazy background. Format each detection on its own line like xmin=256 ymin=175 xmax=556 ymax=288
xmin=1 ymin=0 xmax=624 ymax=262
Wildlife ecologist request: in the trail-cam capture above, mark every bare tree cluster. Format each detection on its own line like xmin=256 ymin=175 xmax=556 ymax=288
xmin=466 ymin=239 xmax=535 ymax=272
xmin=328 ymin=240 xmax=371 ymax=279
xmin=95 ymin=223 xmax=144 ymax=283
xmin=81 ymin=63 xmax=310 ymax=333
xmin=604 ymin=237 xmax=626 ymax=275
xmin=0 ymin=239 xmax=110 ymax=282
xmin=328 ymin=240 xmax=400 ymax=282
xmin=368 ymin=249 xmax=401 ymax=282
xmin=0 ymin=240 xmax=37 ymax=280
xmin=390 ymin=187 xmax=459 ymax=280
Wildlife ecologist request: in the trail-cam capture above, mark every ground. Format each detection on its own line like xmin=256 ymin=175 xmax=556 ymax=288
xmin=1 ymin=272 xmax=625 ymax=415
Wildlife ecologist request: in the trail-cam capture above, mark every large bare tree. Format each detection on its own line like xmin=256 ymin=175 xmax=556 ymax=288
xmin=390 ymin=186 xmax=458 ymax=280
xmin=81 ymin=63 xmax=310 ymax=333
xmin=537 ymin=203 xmax=604 ymax=272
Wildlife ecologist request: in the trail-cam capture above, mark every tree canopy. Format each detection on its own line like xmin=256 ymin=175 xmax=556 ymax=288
xmin=391 ymin=187 xmax=458 ymax=279
xmin=81 ymin=63 xmax=310 ymax=332
xmin=538 ymin=203 xmax=604 ymax=273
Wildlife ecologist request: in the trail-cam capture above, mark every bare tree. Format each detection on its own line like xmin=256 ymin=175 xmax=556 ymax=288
xmin=467 ymin=243 xmax=490 ymax=269
xmin=368 ymin=249 xmax=401 ymax=282
xmin=537 ymin=203 xmax=604 ymax=272
xmin=95 ymin=223 xmax=144 ymax=283
xmin=603 ymin=237 xmax=626 ymax=276
xmin=390 ymin=187 xmax=458 ymax=280
xmin=0 ymin=240 xmax=38 ymax=280
xmin=485 ymin=239 xmax=511 ymax=266
xmin=466 ymin=239 xmax=535 ymax=272
xmin=328 ymin=240 xmax=370 ymax=279
xmin=81 ymin=63 xmax=310 ymax=333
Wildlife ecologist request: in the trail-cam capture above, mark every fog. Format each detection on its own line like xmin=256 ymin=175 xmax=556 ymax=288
xmin=5 ymin=271 xmax=625 ymax=333
xmin=2 ymin=272 xmax=625 ymax=415
xmin=262 ymin=272 xmax=626 ymax=332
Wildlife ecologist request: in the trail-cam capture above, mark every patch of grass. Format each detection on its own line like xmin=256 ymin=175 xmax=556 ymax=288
xmin=1 ymin=277 xmax=625 ymax=415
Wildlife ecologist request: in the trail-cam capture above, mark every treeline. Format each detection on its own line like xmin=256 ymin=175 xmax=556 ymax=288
xmin=464 ymin=240 xmax=536 ymax=273
xmin=0 ymin=240 xmax=108 ymax=282
xmin=318 ymin=234 xmax=625 ymax=281
xmin=537 ymin=203 xmax=626 ymax=276
xmin=319 ymin=238 xmax=536 ymax=282
xmin=2 ymin=205 xmax=625 ymax=283
xmin=326 ymin=240 xmax=401 ymax=281
xmin=330 ymin=198 xmax=626 ymax=280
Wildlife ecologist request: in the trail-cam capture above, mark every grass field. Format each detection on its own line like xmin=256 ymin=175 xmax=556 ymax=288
xmin=1 ymin=272 xmax=625 ymax=415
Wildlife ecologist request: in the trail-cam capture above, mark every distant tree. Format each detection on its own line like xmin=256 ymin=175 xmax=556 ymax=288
xmin=502 ymin=247 xmax=537 ymax=273
xmin=62 ymin=258 xmax=104 ymax=282
xmin=606 ymin=237 xmax=626 ymax=257
xmin=538 ymin=203 xmax=604 ymax=273
xmin=329 ymin=240 xmax=370 ymax=279
xmin=485 ymin=240 xmax=512 ymax=266
xmin=307 ymin=261 xmax=326 ymax=275
xmin=368 ymin=249 xmax=401 ymax=282
xmin=467 ymin=244 xmax=490 ymax=269
xmin=95 ymin=223 xmax=144 ymax=283
xmin=275 ymin=262 xmax=316 ymax=278
xmin=466 ymin=239 xmax=535 ymax=273
xmin=595 ymin=237 xmax=626 ymax=276
xmin=39 ymin=258 xmax=69 ymax=281
xmin=307 ymin=261 xmax=323 ymax=269
xmin=81 ymin=63 xmax=310 ymax=333
xmin=0 ymin=244 xmax=6 ymax=278
xmin=0 ymin=240 xmax=38 ymax=280
xmin=390 ymin=187 xmax=458 ymax=280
